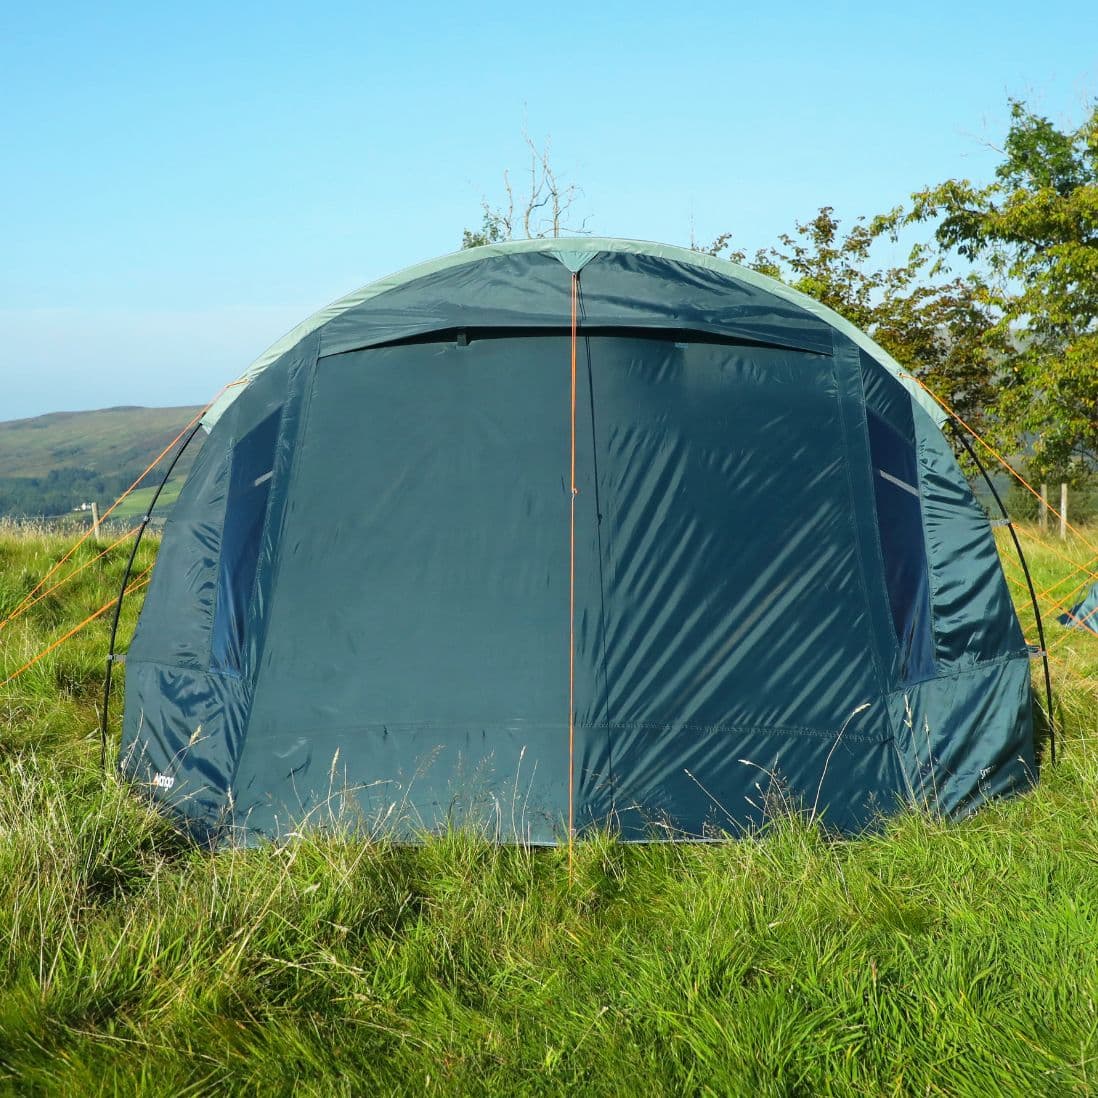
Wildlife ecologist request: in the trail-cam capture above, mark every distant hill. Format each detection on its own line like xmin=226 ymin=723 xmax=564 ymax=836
xmin=0 ymin=406 xmax=204 ymax=519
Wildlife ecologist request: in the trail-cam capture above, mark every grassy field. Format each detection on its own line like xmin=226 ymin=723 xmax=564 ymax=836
xmin=107 ymin=480 xmax=184 ymax=523
xmin=0 ymin=521 xmax=1095 ymax=1095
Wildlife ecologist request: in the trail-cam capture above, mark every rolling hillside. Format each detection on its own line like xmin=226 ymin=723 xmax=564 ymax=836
xmin=0 ymin=406 xmax=204 ymax=518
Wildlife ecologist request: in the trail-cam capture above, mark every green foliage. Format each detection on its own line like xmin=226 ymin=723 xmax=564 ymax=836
xmin=462 ymin=208 xmax=511 ymax=250
xmin=906 ymin=100 xmax=1098 ymax=480
xmin=0 ymin=525 xmax=1097 ymax=1094
xmin=0 ymin=468 xmax=124 ymax=520
xmin=701 ymin=208 xmax=1006 ymax=433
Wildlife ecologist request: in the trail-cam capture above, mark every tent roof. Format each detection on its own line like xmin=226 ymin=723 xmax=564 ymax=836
xmin=203 ymin=237 xmax=945 ymax=429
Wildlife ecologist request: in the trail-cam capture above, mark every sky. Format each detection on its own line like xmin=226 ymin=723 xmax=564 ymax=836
xmin=1 ymin=1 xmax=1095 ymax=420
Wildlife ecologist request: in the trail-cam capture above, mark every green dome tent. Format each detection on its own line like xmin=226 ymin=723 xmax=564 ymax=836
xmin=120 ymin=238 xmax=1035 ymax=844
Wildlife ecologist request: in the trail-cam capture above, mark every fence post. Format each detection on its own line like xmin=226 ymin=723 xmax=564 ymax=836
xmin=1039 ymin=483 xmax=1048 ymax=530
xmin=90 ymin=501 xmax=101 ymax=545
xmin=1060 ymin=482 xmax=1068 ymax=540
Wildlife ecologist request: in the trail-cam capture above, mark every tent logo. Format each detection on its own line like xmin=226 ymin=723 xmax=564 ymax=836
xmin=152 ymin=772 xmax=175 ymax=790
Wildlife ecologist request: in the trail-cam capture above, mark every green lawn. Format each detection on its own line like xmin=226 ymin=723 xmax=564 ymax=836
xmin=0 ymin=523 xmax=1095 ymax=1096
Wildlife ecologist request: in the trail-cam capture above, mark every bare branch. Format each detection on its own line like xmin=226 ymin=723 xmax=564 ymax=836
xmin=464 ymin=128 xmax=588 ymax=247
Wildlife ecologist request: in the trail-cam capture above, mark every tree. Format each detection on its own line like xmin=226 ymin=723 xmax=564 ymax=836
xmin=462 ymin=132 xmax=586 ymax=248
xmin=902 ymin=100 xmax=1098 ymax=481
xmin=700 ymin=208 xmax=1007 ymax=432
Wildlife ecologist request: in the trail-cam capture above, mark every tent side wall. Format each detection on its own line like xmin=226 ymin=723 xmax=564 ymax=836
xmin=120 ymin=336 xmax=317 ymax=841
xmin=120 ymin=398 xmax=239 ymax=837
xmin=890 ymin=402 xmax=1035 ymax=814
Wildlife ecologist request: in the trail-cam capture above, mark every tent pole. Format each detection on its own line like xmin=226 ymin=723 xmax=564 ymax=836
xmin=951 ymin=424 xmax=1056 ymax=765
xmin=99 ymin=422 xmax=205 ymax=771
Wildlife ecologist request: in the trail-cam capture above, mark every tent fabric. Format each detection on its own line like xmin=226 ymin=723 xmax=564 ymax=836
xmin=121 ymin=239 xmax=1035 ymax=845
xmin=1059 ymin=581 xmax=1098 ymax=634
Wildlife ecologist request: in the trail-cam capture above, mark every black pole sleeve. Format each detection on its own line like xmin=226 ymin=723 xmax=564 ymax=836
xmin=99 ymin=422 xmax=205 ymax=771
xmin=951 ymin=424 xmax=1056 ymax=765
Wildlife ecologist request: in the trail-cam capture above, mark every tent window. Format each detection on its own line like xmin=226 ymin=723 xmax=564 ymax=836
xmin=866 ymin=411 xmax=935 ymax=681
xmin=211 ymin=410 xmax=282 ymax=675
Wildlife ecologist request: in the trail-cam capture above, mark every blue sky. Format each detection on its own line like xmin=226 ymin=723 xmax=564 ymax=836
xmin=1 ymin=1 xmax=1095 ymax=419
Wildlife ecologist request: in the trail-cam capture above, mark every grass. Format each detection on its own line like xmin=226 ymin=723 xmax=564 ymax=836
xmin=0 ymin=519 xmax=1096 ymax=1095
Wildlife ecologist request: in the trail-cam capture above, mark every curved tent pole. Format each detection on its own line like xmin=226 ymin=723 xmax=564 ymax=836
xmin=950 ymin=424 xmax=1056 ymax=765
xmin=99 ymin=422 xmax=205 ymax=770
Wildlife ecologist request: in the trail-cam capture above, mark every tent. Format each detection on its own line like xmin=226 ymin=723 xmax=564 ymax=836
xmin=120 ymin=238 xmax=1035 ymax=844
xmin=1059 ymin=581 xmax=1098 ymax=635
